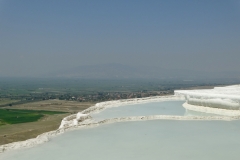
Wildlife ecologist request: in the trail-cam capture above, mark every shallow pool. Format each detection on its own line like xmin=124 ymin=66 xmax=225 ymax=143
xmin=91 ymin=100 xmax=185 ymax=121
xmin=2 ymin=120 xmax=240 ymax=160
xmin=91 ymin=100 xmax=222 ymax=121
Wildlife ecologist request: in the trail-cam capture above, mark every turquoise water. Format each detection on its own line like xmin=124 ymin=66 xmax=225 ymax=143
xmin=91 ymin=101 xmax=185 ymax=120
xmin=2 ymin=120 xmax=240 ymax=160
xmin=91 ymin=100 xmax=222 ymax=120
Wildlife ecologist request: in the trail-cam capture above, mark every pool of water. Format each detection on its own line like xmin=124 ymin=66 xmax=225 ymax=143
xmin=91 ymin=100 xmax=185 ymax=121
xmin=91 ymin=100 xmax=222 ymax=121
xmin=2 ymin=120 xmax=240 ymax=160
xmin=184 ymin=109 xmax=224 ymax=116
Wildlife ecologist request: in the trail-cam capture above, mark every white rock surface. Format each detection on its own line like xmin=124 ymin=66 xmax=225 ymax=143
xmin=59 ymin=113 xmax=89 ymax=129
xmin=175 ymin=85 xmax=240 ymax=110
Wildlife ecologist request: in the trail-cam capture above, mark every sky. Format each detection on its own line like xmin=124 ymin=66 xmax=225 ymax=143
xmin=0 ymin=0 xmax=240 ymax=77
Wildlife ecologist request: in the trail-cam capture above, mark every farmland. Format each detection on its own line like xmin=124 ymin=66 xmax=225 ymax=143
xmin=0 ymin=109 xmax=66 ymax=126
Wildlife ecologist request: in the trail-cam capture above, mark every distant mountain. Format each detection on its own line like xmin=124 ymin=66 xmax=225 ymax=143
xmin=45 ymin=63 xmax=240 ymax=82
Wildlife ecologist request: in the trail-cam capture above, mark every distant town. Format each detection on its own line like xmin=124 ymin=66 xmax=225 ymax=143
xmin=59 ymin=90 xmax=173 ymax=102
xmin=0 ymin=90 xmax=173 ymax=107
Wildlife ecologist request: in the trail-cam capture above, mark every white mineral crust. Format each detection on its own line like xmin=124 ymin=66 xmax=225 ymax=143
xmin=175 ymin=85 xmax=240 ymax=110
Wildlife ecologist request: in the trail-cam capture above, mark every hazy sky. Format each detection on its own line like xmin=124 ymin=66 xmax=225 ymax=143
xmin=0 ymin=0 xmax=240 ymax=77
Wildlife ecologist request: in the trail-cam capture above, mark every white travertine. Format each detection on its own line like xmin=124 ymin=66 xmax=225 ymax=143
xmin=175 ymin=85 xmax=240 ymax=110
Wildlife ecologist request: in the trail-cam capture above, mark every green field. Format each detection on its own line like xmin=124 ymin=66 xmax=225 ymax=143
xmin=0 ymin=109 xmax=67 ymax=125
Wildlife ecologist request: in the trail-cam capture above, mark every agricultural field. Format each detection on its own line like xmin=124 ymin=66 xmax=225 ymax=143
xmin=0 ymin=100 xmax=94 ymax=145
xmin=0 ymin=109 xmax=67 ymax=126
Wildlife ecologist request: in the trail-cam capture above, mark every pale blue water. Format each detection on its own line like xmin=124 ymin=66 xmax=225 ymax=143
xmin=0 ymin=100 xmax=236 ymax=160
xmin=91 ymin=100 xmax=221 ymax=120
xmin=91 ymin=101 xmax=185 ymax=120
xmin=184 ymin=109 xmax=223 ymax=116
xmin=2 ymin=120 xmax=240 ymax=160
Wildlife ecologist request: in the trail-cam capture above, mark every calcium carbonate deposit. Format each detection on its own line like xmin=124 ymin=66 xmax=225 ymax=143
xmin=175 ymin=85 xmax=240 ymax=110
xmin=175 ymin=85 xmax=240 ymax=116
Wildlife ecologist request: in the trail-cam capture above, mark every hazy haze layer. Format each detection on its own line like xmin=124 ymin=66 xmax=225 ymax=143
xmin=0 ymin=0 xmax=240 ymax=78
